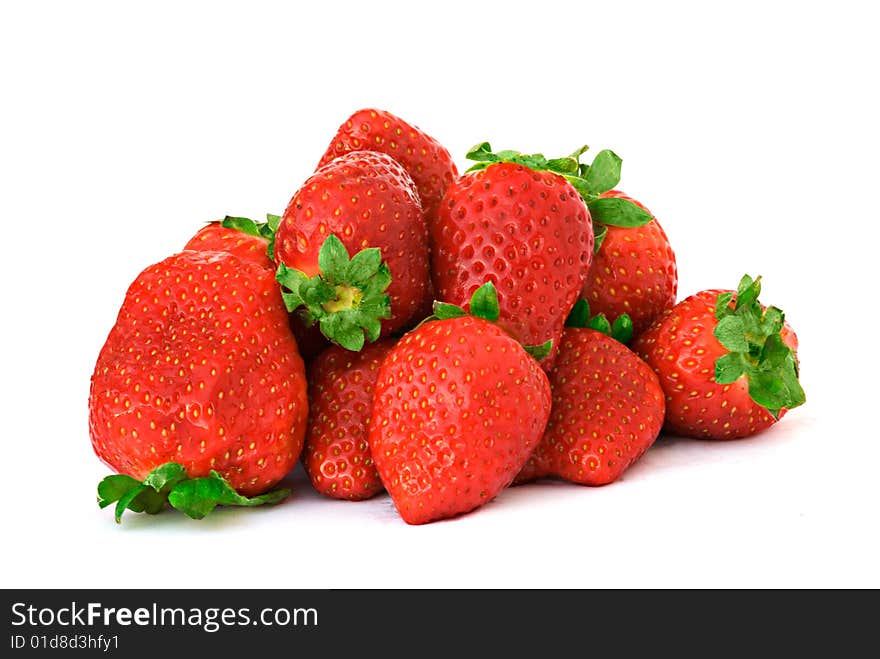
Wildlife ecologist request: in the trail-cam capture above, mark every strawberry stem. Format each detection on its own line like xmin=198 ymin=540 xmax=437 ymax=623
xmin=713 ymin=275 xmax=806 ymax=418
xmin=276 ymin=234 xmax=392 ymax=352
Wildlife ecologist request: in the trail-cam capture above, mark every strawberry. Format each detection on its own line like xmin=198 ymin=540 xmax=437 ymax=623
xmin=184 ymin=216 xmax=330 ymax=362
xmin=317 ymin=108 xmax=458 ymax=222
xmin=274 ymin=150 xmax=430 ymax=349
xmin=184 ymin=218 xmax=276 ymax=271
xmin=516 ymin=305 xmax=665 ymax=486
xmin=632 ymin=275 xmax=805 ymax=439
xmin=369 ymin=283 xmax=552 ymax=525
xmin=461 ymin=145 xmax=669 ymax=338
xmin=90 ymin=249 xmax=309 ymax=521
xmin=582 ymin=190 xmax=677 ymax=336
xmin=431 ymin=154 xmax=594 ymax=368
xmin=303 ymin=339 xmax=396 ymax=500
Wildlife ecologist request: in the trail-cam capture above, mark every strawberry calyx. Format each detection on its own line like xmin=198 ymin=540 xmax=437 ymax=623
xmin=465 ymin=142 xmax=653 ymax=251
xmin=97 ymin=462 xmax=290 ymax=523
xmin=427 ymin=282 xmax=553 ymax=361
xmin=276 ymin=234 xmax=392 ymax=352
xmin=566 ymin=299 xmax=634 ymax=344
xmin=713 ymin=274 xmax=806 ymax=418
xmin=220 ymin=213 xmax=281 ymax=261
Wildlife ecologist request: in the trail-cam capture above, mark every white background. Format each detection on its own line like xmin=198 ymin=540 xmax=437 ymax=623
xmin=1 ymin=0 xmax=877 ymax=588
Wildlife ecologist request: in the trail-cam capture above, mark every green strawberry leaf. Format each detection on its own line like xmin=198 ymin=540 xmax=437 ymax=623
xmin=593 ymin=224 xmax=608 ymax=253
xmin=97 ymin=474 xmax=142 ymax=509
xmin=464 ymin=143 xmax=553 ymax=174
xmin=586 ymin=196 xmax=653 ymax=228
xmin=523 ymin=340 xmax=553 ymax=362
xmin=346 ymin=247 xmax=383 ymax=282
xmin=276 ymin=264 xmax=309 ymax=310
xmin=466 ymin=162 xmax=492 ymax=172
xmin=758 ymin=332 xmax=790 ymax=369
xmin=581 ymin=150 xmax=622 ymax=195
xmin=221 ymin=215 xmax=263 ymax=237
xmin=321 ymin=313 xmax=366 ymax=352
xmin=565 ymin=299 xmax=591 ymax=328
xmin=275 ymin=235 xmax=392 ymax=351
xmin=715 ymin=352 xmax=747 ymax=384
xmin=466 ymin=142 xmax=498 ymax=163
xmin=131 ymin=488 xmax=168 ymax=515
xmin=433 ymin=301 xmax=467 ymax=320
xmin=760 ymin=306 xmax=785 ymax=338
xmin=714 ymin=315 xmax=749 ymax=352
xmin=98 ymin=462 xmax=290 ymax=523
xmin=265 ymin=213 xmax=281 ymax=233
xmin=300 ymin=277 xmax=336 ymax=308
xmin=715 ymin=292 xmax=735 ymax=317
xmin=264 ymin=213 xmax=281 ymax=257
xmin=362 ymin=263 xmax=392 ymax=299
xmin=114 ymin=486 xmax=148 ymax=523
xmin=221 ymin=213 xmax=281 ymax=261
xmin=562 ymin=174 xmax=591 ymax=199
xmin=463 ymin=143 xmax=651 ymax=229
xmin=469 ymin=282 xmax=500 ymax=322
xmin=712 ymin=275 xmax=806 ymax=415
xmin=318 ymin=235 xmax=351 ymax=284
xmin=415 ymin=300 xmax=467 ymax=328
xmin=143 ymin=462 xmax=188 ymax=491
xmin=735 ymin=274 xmax=760 ymax=310
xmin=423 ymin=281 xmax=556 ymax=358
xmin=588 ymin=313 xmax=612 ymax=335
xmin=747 ymin=360 xmax=805 ymax=420
xmin=98 ymin=470 xmax=173 ymax=519
xmin=564 ymin=299 xmax=633 ymax=345
xmin=611 ymin=314 xmax=634 ymax=344
xmin=167 ymin=471 xmax=290 ymax=520
xmin=545 ymin=156 xmax=580 ymax=174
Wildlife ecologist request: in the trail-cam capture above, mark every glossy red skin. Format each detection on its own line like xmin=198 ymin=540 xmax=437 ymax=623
xmin=632 ymin=290 xmax=798 ymax=440
xmin=317 ymin=108 xmax=458 ymax=222
xmin=185 ymin=223 xmax=330 ymax=362
xmin=431 ymin=163 xmax=593 ymax=369
xmin=184 ymin=222 xmax=274 ymax=271
xmin=89 ymin=250 xmax=309 ymax=496
xmin=516 ymin=329 xmax=664 ymax=485
xmin=275 ymin=150 xmax=430 ymax=335
xmin=582 ymin=190 xmax=677 ymax=337
xmin=369 ymin=316 xmax=552 ymax=525
xmin=304 ymin=339 xmax=397 ymax=500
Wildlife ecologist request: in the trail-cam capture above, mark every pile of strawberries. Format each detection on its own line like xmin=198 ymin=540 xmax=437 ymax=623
xmin=91 ymin=109 xmax=805 ymax=525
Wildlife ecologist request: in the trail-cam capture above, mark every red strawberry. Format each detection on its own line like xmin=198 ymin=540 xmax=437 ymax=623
xmin=582 ymin=190 xmax=677 ymax=336
xmin=303 ymin=339 xmax=396 ymax=500
xmin=369 ymin=284 xmax=552 ymax=525
xmin=184 ymin=219 xmax=275 ymax=271
xmin=431 ymin=160 xmax=593 ymax=368
xmin=317 ymin=108 xmax=458 ymax=222
xmin=455 ymin=146 xmax=666 ymax=341
xmin=274 ymin=150 xmax=430 ymax=349
xmin=516 ymin=325 xmax=665 ymax=486
xmin=90 ymin=250 xmax=309 ymax=520
xmin=632 ymin=275 xmax=804 ymax=439
xmin=184 ymin=216 xmax=331 ymax=362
